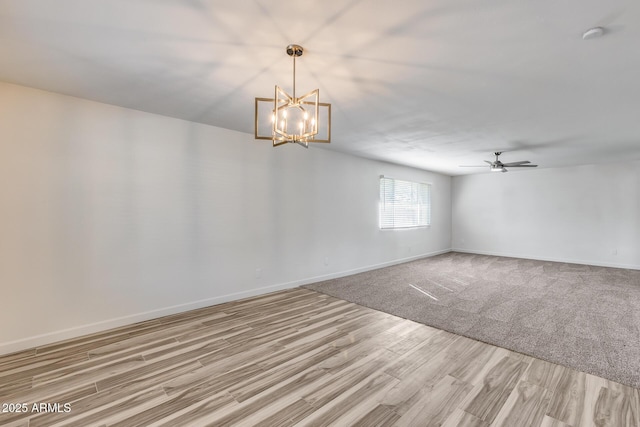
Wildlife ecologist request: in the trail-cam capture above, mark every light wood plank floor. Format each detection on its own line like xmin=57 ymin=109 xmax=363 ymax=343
xmin=0 ymin=288 xmax=638 ymax=427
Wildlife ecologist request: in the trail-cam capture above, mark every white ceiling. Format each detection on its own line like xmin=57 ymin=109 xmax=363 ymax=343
xmin=1 ymin=0 xmax=639 ymax=175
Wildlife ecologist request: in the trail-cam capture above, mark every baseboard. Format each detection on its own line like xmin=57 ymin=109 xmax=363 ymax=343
xmin=0 ymin=282 xmax=299 ymax=357
xmin=0 ymin=248 xmax=452 ymax=357
xmin=295 ymin=248 xmax=452 ymax=286
xmin=451 ymin=248 xmax=640 ymax=270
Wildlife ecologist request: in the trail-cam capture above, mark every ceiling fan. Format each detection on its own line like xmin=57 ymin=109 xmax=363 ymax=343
xmin=460 ymin=152 xmax=538 ymax=173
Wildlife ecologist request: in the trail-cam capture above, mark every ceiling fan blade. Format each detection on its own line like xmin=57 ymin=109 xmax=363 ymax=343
xmin=484 ymin=160 xmax=492 ymax=165
xmin=459 ymin=165 xmax=488 ymax=167
xmin=502 ymin=161 xmax=530 ymax=166
xmin=508 ymin=164 xmax=538 ymax=168
xmin=501 ymin=168 xmax=508 ymax=173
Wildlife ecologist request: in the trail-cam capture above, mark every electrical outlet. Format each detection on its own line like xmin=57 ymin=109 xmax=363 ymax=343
xmin=255 ymin=268 xmax=262 ymax=278
xmin=324 ymin=257 xmax=329 ymax=267
xmin=612 ymin=249 xmax=618 ymax=255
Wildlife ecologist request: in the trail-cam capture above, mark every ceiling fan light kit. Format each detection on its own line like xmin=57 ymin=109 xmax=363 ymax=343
xmin=460 ymin=152 xmax=538 ymax=173
xmin=255 ymin=44 xmax=331 ymax=148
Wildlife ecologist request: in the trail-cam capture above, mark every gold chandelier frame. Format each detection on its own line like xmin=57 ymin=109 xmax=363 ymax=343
xmin=254 ymin=44 xmax=331 ymax=147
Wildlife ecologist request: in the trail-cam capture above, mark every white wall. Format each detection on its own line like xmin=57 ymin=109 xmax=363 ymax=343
xmin=0 ymin=82 xmax=451 ymax=354
xmin=452 ymin=163 xmax=640 ymax=269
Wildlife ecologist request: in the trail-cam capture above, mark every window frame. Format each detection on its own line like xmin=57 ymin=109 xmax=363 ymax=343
xmin=379 ymin=176 xmax=432 ymax=230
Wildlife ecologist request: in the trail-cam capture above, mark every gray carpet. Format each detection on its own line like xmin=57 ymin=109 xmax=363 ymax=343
xmin=304 ymin=252 xmax=640 ymax=388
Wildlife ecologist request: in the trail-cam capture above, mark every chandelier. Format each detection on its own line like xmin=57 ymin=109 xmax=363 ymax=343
xmin=255 ymin=44 xmax=331 ymax=148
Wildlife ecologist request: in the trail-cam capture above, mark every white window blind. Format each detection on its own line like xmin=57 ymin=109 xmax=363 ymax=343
xmin=379 ymin=177 xmax=431 ymax=229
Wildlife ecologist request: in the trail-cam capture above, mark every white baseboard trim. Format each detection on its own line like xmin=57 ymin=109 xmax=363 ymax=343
xmin=294 ymin=248 xmax=452 ymax=287
xmin=0 ymin=248 xmax=452 ymax=357
xmin=451 ymin=248 xmax=640 ymax=270
xmin=0 ymin=282 xmax=298 ymax=357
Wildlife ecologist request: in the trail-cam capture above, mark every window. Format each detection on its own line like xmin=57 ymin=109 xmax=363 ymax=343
xmin=379 ymin=176 xmax=431 ymax=229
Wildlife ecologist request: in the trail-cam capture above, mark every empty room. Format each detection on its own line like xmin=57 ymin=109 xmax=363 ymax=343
xmin=0 ymin=1 xmax=639 ymax=426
